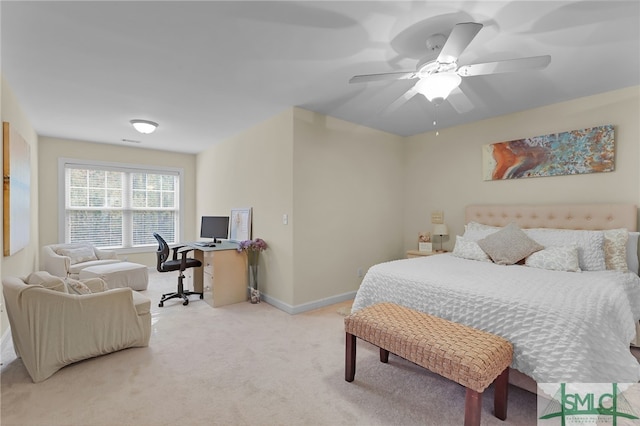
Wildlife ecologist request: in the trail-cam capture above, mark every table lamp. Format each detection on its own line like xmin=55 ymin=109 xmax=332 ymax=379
xmin=433 ymin=224 xmax=449 ymax=252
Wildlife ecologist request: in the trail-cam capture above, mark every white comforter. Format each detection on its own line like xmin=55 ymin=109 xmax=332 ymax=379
xmin=352 ymin=253 xmax=640 ymax=383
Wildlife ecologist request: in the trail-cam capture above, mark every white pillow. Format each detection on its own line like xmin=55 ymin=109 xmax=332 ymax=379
xmin=603 ymin=228 xmax=629 ymax=272
xmin=525 ymin=245 xmax=581 ymax=272
xmin=66 ymin=278 xmax=93 ymax=295
xmin=81 ymin=277 xmax=109 ymax=293
xmin=58 ymin=246 xmax=97 ymax=265
xmin=452 ymin=236 xmax=492 ymax=262
xmin=462 ymin=222 xmax=500 ymax=242
xmin=627 ymin=232 xmax=639 ymax=274
xmin=524 ymin=228 xmax=606 ymax=271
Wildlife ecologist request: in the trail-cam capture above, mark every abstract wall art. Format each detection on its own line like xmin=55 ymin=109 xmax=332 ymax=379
xmin=482 ymin=125 xmax=614 ymax=181
xmin=3 ymin=122 xmax=31 ymax=256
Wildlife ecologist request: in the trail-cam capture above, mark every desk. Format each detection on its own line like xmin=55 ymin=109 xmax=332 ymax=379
xmin=186 ymin=241 xmax=248 ymax=307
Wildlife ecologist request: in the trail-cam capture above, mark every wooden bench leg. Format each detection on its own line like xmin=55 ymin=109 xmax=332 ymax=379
xmin=379 ymin=347 xmax=389 ymax=363
xmin=345 ymin=332 xmax=356 ymax=382
xmin=464 ymin=388 xmax=482 ymax=426
xmin=493 ymin=367 xmax=509 ymax=420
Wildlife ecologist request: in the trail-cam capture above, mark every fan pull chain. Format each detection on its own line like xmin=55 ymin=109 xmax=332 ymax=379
xmin=433 ymin=104 xmax=439 ymax=136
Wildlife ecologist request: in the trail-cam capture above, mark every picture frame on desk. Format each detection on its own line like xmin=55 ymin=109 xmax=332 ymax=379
xmin=230 ymin=207 xmax=252 ymax=241
xmin=418 ymin=242 xmax=432 ymax=253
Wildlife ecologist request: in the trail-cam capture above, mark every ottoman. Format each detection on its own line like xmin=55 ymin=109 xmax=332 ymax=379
xmin=80 ymin=262 xmax=149 ymax=291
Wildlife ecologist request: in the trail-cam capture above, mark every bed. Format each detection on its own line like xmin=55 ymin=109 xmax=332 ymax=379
xmin=352 ymin=204 xmax=640 ymax=385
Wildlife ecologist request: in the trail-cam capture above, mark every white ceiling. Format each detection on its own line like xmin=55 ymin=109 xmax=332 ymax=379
xmin=2 ymin=1 xmax=639 ymax=154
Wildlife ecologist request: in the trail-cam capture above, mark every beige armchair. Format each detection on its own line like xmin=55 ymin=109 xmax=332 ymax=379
xmin=42 ymin=243 xmax=121 ymax=278
xmin=2 ymin=273 xmax=151 ymax=383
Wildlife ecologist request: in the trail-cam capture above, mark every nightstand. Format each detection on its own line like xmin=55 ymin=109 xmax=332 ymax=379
xmin=406 ymin=250 xmax=446 ymax=259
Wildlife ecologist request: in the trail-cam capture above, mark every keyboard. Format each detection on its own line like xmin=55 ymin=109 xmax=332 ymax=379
xmin=193 ymin=242 xmax=214 ymax=247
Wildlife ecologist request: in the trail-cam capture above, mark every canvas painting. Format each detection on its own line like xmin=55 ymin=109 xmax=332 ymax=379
xmin=482 ymin=125 xmax=614 ymax=181
xmin=3 ymin=122 xmax=31 ymax=256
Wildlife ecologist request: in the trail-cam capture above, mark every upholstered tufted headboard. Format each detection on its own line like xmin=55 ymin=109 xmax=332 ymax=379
xmin=465 ymin=204 xmax=638 ymax=231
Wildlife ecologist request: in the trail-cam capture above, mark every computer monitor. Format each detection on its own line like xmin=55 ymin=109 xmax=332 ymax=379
xmin=200 ymin=216 xmax=229 ymax=244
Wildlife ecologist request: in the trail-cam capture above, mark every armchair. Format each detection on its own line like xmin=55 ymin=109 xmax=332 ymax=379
xmin=153 ymin=233 xmax=203 ymax=307
xmin=2 ymin=273 xmax=151 ymax=383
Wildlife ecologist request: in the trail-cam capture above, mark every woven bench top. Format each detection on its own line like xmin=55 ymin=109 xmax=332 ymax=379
xmin=345 ymin=303 xmax=513 ymax=393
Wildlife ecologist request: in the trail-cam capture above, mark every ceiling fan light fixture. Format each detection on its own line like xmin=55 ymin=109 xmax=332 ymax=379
xmin=130 ymin=119 xmax=158 ymax=134
xmin=415 ymin=72 xmax=462 ymax=104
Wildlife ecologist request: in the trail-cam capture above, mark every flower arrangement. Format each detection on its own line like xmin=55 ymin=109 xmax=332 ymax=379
xmin=237 ymin=238 xmax=267 ymax=253
xmin=237 ymin=238 xmax=268 ymax=266
xmin=237 ymin=238 xmax=268 ymax=303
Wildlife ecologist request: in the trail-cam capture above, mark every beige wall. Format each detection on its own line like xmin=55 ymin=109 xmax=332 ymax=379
xmin=38 ymin=137 xmax=198 ymax=267
xmin=1 ymin=75 xmax=40 ymax=337
xmin=292 ymin=109 xmax=404 ymax=310
xmin=404 ymin=86 xmax=640 ymax=251
xmin=195 ymin=108 xmax=405 ymax=312
xmin=196 ymin=109 xmax=295 ymax=305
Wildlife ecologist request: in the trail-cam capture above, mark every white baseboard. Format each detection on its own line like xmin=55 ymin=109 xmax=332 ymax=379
xmin=261 ymin=290 xmax=357 ymax=315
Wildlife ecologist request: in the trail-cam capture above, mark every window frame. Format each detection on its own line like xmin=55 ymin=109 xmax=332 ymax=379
xmin=58 ymin=157 xmax=184 ymax=254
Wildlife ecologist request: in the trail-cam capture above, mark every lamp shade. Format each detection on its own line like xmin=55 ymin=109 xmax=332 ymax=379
xmin=433 ymin=224 xmax=449 ymax=236
xmin=414 ymin=72 xmax=462 ymax=103
xmin=130 ymin=119 xmax=158 ymax=134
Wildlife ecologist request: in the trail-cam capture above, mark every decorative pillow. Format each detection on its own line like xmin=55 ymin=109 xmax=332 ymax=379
xmin=477 ymin=222 xmax=544 ymax=265
xmin=26 ymin=271 xmax=69 ymax=293
xmin=627 ymin=232 xmax=639 ymax=274
xmin=603 ymin=228 xmax=629 ymax=272
xmin=66 ymin=278 xmax=92 ymax=295
xmin=58 ymin=246 xmax=97 ymax=265
xmin=81 ymin=277 xmax=109 ymax=293
xmin=465 ymin=222 xmax=500 ymax=232
xmin=462 ymin=222 xmax=500 ymax=242
xmin=452 ymin=236 xmax=492 ymax=262
xmin=525 ymin=245 xmax=581 ymax=272
xmin=524 ymin=228 xmax=606 ymax=271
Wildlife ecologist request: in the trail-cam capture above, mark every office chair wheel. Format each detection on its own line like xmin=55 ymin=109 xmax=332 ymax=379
xmin=183 ymin=299 xmax=189 ymax=306
xmin=159 ymin=302 xmax=164 ymax=307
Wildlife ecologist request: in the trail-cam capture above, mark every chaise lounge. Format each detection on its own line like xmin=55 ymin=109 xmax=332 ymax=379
xmin=42 ymin=243 xmax=121 ymax=279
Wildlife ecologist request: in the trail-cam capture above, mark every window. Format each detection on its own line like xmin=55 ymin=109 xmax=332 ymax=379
xmin=60 ymin=159 xmax=183 ymax=249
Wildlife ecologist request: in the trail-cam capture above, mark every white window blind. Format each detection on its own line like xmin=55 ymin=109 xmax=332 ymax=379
xmin=61 ymin=159 xmax=182 ymax=249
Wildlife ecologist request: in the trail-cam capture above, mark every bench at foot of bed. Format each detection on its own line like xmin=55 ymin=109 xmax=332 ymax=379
xmin=344 ymin=302 xmax=513 ymax=426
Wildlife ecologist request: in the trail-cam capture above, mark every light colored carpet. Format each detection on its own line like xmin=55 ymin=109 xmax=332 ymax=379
xmin=335 ymin=301 xmax=353 ymax=317
xmin=1 ymin=270 xmax=537 ymax=425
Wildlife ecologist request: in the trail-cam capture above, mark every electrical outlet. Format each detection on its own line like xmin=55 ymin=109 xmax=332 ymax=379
xmin=357 ymin=268 xmax=363 ymax=278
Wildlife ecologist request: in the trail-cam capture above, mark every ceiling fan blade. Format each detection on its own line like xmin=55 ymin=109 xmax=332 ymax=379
xmin=385 ymin=86 xmax=419 ymax=113
xmin=437 ymin=22 xmax=483 ymax=64
xmin=447 ymin=87 xmax=474 ymax=114
xmin=349 ymin=71 xmax=416 ymax=84
xmin=457 ymin=55 xmax=551 ymax=77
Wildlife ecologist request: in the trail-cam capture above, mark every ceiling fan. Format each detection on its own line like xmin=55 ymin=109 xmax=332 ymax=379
xmin=349 ymin=22 xmax=551 ymax=113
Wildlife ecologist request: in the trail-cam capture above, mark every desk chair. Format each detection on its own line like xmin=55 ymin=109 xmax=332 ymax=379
xmin=153 ymin=233 xmax=203 ymax=307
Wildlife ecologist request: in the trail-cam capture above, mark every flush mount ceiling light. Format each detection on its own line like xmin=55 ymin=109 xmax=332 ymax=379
xmin=414 ymin=72 xmax=462 ymax=105
xmin=130 ymin=119 xmax=158 ymax=134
